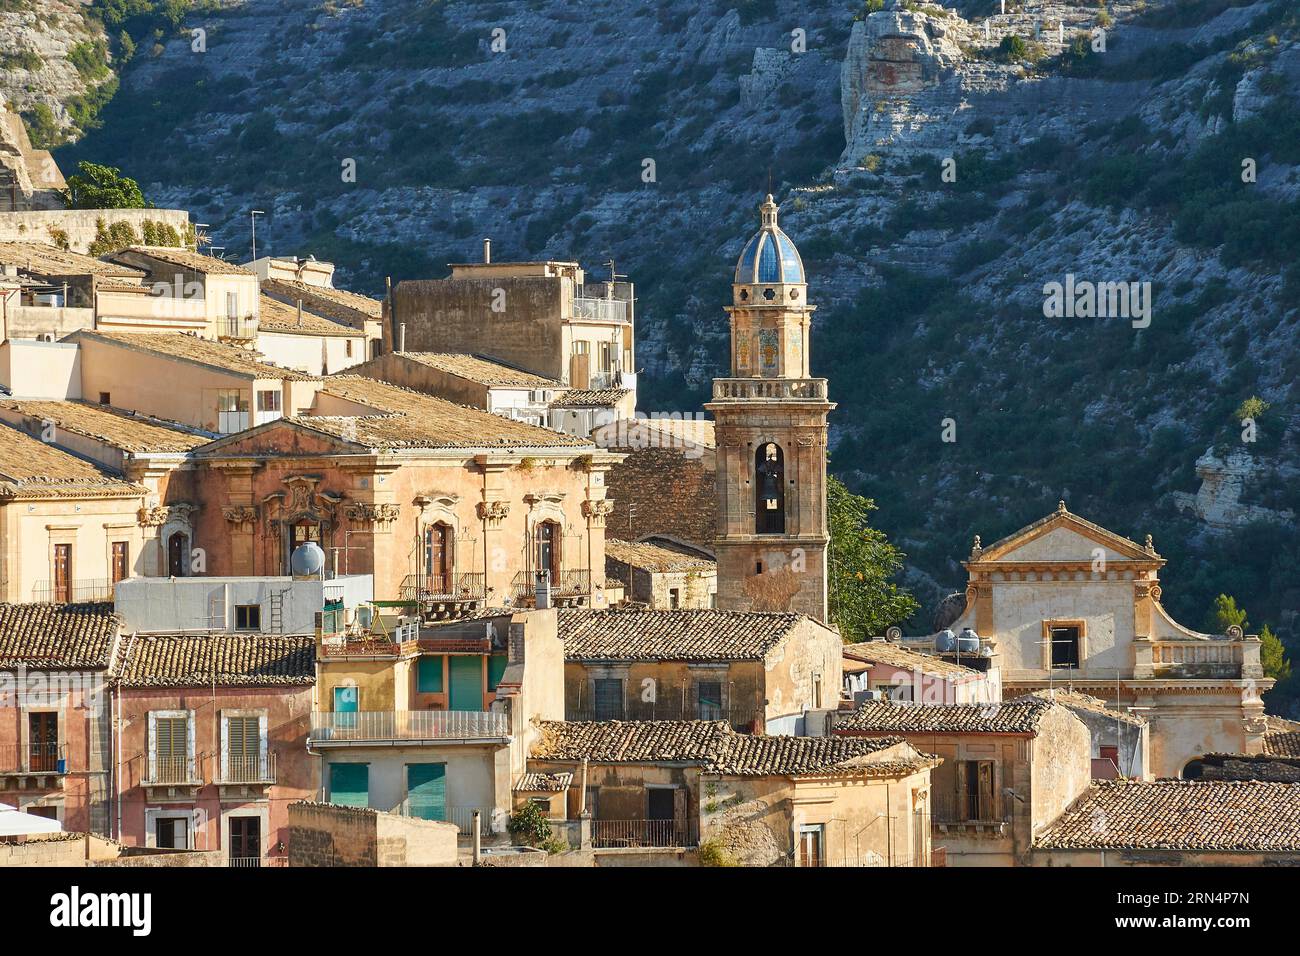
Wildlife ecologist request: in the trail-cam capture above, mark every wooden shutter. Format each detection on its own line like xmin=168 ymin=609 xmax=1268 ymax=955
xmin=155 ymin=717 xmax=185 ymax=758
xmin=405 ymin=763 xmax=447 ymax=821
xmin=329 ymin=763 xmax=369 ymax=808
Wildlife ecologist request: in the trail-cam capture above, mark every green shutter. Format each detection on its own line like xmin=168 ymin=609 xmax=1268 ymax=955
xmin=405 ymin=763 xmax=446 ymax=821
xmin=329 ymin=763 xmax=369 ymax=808
xmin=487 ymin=655 xmax=508 ymax=691
xmin=448 ymin=656 xmax=482 ymax=711
xmin=417 ymin=656 xmax=444 ymax=693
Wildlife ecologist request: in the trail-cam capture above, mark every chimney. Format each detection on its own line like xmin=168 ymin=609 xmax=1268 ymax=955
xmin=534 ymin=569 xmax=551 ymax=610
xmin=398 ymin=322 xmax=406 ymax=353
xmin=482 ymin=238 xmax=491 ymax=264
xmin=296 ymin=299 xmax=303 ymax=328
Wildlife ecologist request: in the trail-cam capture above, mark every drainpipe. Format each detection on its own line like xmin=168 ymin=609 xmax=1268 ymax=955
xmin=483 ymin=238 xmax=491 ymax=264
xmin=398 ymin=322 xmax=406 ymax=354
xmin=472 ymin=810 xmax=482 ymax=864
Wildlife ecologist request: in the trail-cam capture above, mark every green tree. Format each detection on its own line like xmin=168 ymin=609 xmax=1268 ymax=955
xmin=1259 ymin=625 xmax=1292 ymax=684
xmin=828 ymin=475 xmax=918 ymax=641
xmin=62 ymin=161 xmax=148 ymax=209
xmin=1207 ymin=593 xmax=1248 ymax=633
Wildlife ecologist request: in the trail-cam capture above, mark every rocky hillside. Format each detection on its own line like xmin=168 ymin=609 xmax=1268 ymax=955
xmin=5 ymin=0 xmax=1299 ymax=687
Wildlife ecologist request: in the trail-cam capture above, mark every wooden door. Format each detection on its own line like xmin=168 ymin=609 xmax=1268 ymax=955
xmin=425 ymin=523 xmax=451 ymax=591
xmin=799 ymin=826 xmax=823 ymax=868
xmin=111 ymin=541 xmax=128 ymax=585
xmin=168 ymin=532 xmax=187 ymax=577
xmin=229 ymin=816 xmax=261 ymax=865
xmin=53 ymin=544 xmax=71 ymax=603
xmin=28 ymin=712 xmax=57 ymax=772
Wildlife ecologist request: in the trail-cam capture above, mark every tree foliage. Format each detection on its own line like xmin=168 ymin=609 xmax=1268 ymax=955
xmin=62 ymin=161 xmax=147 ymax=209
xmin=828 ymin=475 xmax=918 ymax=641
xmin=1259 ymin=624 xmax=1292 ymax=684
xmin=1207 ymin=593 xmax=1248 ymax=633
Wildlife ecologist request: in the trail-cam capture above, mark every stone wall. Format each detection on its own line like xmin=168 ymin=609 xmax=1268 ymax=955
xmin=0 ymin=834 xmax=85 ymax=867
xmin=0 ymin=208 xmax=190 ymax=254
xmin=604 ymin=447 xmax=717 ymax=549
xmin=288 ymin=801 xmax=458 ymax=867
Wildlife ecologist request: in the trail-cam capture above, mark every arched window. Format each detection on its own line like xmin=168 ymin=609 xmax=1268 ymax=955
xmin=755 ymin=442 xmax=785 ymax=534
xmin=425 ymin=523 xmax=453 ymax=590
xmin=535 ymin=520 xmax=561 ymax=581
xmin=167 ymin=532 xmax=189 ymax=577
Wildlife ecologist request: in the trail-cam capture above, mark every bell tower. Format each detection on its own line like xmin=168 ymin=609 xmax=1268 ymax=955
xmin=706 ymin=195 xmax=835 ymax=622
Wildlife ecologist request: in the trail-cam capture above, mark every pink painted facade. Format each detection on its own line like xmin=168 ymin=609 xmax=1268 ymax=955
xmin=114 ymin=683 xmax=315 ymax=864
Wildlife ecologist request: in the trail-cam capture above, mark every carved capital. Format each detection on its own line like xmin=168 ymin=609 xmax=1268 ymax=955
xmin=581 ymin=499 xmax=614 ymax=526
xmin=477 ymin=499 xmax=510 ymax=527
xmin=137 ymin=506 xmax=169 ymax=528
xmin=345 ymin=502 xmax=401 ymax=528
xmin=222 ymin=505 xmax=258 ymax=531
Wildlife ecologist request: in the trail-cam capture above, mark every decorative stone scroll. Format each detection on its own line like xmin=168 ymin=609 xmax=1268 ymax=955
xmin=344 ymin=503 xmax=401 ymax=529
xmin=222 ymin=506 xmax=258 ymax=532
xmin=581 ymin=499 xmax=614 ymax=526
xmin=477 ymin=500 xmax=510 ymax=527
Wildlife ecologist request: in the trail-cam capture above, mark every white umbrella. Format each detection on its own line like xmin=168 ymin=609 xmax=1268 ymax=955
xmin=0 ymin=801 xmax=63 ymax=836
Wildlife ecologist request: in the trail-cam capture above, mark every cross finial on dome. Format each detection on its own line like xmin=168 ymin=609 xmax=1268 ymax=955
xmin=760 ymin=193 xmax=778 ymax=228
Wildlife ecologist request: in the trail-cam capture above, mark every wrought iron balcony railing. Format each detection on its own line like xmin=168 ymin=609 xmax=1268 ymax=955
xmin=511 ymin=569 xmax=591 ymax=600
xmin=591 ymin=818 xmax=698 ymax=849
xmin=309 ymin=710 xmax=509 ymax=744
xmin=0 ymin=742 xmax=65 ymax=774
xmin=397 ymin=572 xmax=487 ymax=604
xmin=218 ymin=751 xmax=276 ymax=785
xmin=143 ymin=755 xmax=201 ymax=786
xmin=31 ymin=578 xmax=115 ymax=603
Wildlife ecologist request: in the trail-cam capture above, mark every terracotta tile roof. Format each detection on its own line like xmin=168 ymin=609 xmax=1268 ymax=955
xmin=256 ymin=295 xmax=364 ymax=337
xmin=550 ymin=388 xmax=630 ymax=408
xmin=0 ymin=424 xmax=145 ymax=498
xmin=834 ymin=697 xmax=1057 ymax=735
xmin=0 ymin=242 xmax=144 ymax=279
xmin=514 ymin=771 xmax=573 ymax=792
xmin=1264 ymin=715 xmax=1300 ymax=757
xmin=1035 ymin=780 xmax=1300 ymax=852
xmin=0 ymin=603 xmax=121 ymax=669
xmin=605 ymin=537 xmax=716 ymax=573
xmin=843 ymin=641 xmax=982 ymax=680
xmin=80 ymin=331 xmax=317 ymax=381
xmin=0 ymin=400 xmax=212 ymax=453
xmin=397 ymin=353 xmax=562 ymax=388
xmin=531 ymin=721 xmax=930 ymax=777
xmin=261 ymin=278 xmax=382 ymax=328
xmin=119 ymin=246 xmax=255 ymax=276
xmin=115 ymin=633 xmax=315 ymax=687
xmin=1020 ymin=689 xmax=1148 ymax=726
xmin=559 ymin=607 xmax=808 ymax=662
xmin=305 ymin=375 xmax=590 ymax=449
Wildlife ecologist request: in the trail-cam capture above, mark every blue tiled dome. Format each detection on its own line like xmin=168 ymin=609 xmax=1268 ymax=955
xmin=734 ymin=194 xmax=805 ymax=286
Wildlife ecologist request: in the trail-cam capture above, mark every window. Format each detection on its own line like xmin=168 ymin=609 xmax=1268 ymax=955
xmin=217 ymin=389 xmax=249 ymax=433
xmin=572 ymin=340 xmax=589 ymax=356
xmin=229 ymin=816 xmax=261 ymax=865
xmin=424 ymin=523 xmax=452 ymax=589
xmin=256 ymin=389 xmax=281 ymax=413
xmin=697 ymin=681 xmax=723 ymax=721
xmin=799 ymin=825 xmax=824 ymax=868
xmin=111 ymin=542 xmax=129 ymax=585
xmin=417 ymin=656 xmax=443 ymax=694
xmin=668 ymin=588 xmax=680 ymax=609
xmin=345 ymin=340 xmax=353 ymax=357
xmin=812 ymin=673 xmax=823 ymax=709
xmin=28 ymin=712 xmax=58 ymax=773
xmin=226 ymin=290 xmax=238 ymax=318
xmin=98 ymin=392 xmax=110 ymax=405
xmin=234 ymin=605 xmax=261 ymax=630
xmin=1049 ymin=624 xmax=1081 ymax=669
xmin=152 ymin=715 xmax=190 ymax=784
xmin=598 ymin=340 xmax=613 ymax=373
xmin=958 ymin=760 xmax=996 ymax=822
xmin=225 ymin=715 xmax=263 ymax=782
xmin=755 ymin=442 xmax=785 ymax=534
xmin=1099 ymin=745 xmax=1119 ymax=772
xmin=530 ymin=796 xmax=551 ymax=814
xmin=168 ymin=532 xmax=188 ymax=577
xmin=155 ymin=816 xmax=189 ymax=849
xmin=535 ymin=520 xmax=560 ymax=581
xmin=52 ymin=543 xmax=71 ymax=603
xmin=593 ymin=678 xmax=624 ymax=720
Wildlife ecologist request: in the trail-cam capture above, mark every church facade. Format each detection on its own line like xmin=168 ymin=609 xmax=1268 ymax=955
xmin=949 ymin=502 xmax=1271 ymax=778
xmin=707 ymin=195 xmax=834 ymax=622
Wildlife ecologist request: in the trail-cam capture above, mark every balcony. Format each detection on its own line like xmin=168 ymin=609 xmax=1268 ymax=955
xmin=571 ymin=296 xmax=631 ymax=324
xmin=318 ymin=636 xmax=402 ymax=659
xmin=397 ymin=572 xmax=487 ymax=605
xmin=142 ymin=755 xmax=202 ymax=793
xmin=217 ymin=752 xmax=276 ymax=786
xmin=216 ymin=315 xmax=258 ymax=341
xmin=511 ymin=569 xmax=591 ymax=604
xmin=591 ymin=818 xmax=698 ymax=850
xmin=711 ymin=377 xmax=828 ymax=402
xmin=395 ymin=802 xmax=497 ymax=835
xmin=1148 ymin=640 xmax=1244 ymax=679
xmin=0 ymin=743 xmax=66 ymax=787
xmin=309 ymin=710 xmax=509 ymax=745
xmin=31 ymin=578 xmax=115 ymax=603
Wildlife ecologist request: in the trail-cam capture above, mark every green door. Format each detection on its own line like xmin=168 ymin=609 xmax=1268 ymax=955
xmin=329 ymin=763 xmax=369 ymax=808
xmin=448 ymin=656 xmax=482 ymax=711
xmin=406 ymin=763 xmax=446 ymax=821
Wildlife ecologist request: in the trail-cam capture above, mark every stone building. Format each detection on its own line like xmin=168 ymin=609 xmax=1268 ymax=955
xmin=0 ymin=242 xmax=148 ymax=340
xmin=111 ymin=631 xmax=316 ymax=865
xmin=190 ymin=375 xmax=620 ymax=605
xmin=388 ymin=252 xmax=636 ymax=417
xmin=948 ymin=502 xmax=1271 ymax=778
xmin=109 ymin=247 xmax=261 ymax=346
xmin=348 ymin=350 xmax=563 ymax=427
xmin=526 ymin=719 xmax=938 ymax=866
xmin=598 ymin=418 xmax=717 ymax=548
xmin=260 ymin=275 xmax=383 ymax=360
xmin=842 ymin=639 xmax=999 ymax=704
xmin=311 ymin=608 xmax=564 ymax=837
xmin=834 ymin=696 xmax=1093 ymax=866
xmin=0 ymin=602 xmax=121 ymax=834
xmin=604 ymin=537 xmax=716 ymax=610
xmin=254 ymin=295 xmax=367 ymax=377
xmin=706 ymin=195 xmax=834 ymax=622
xmin=1032 ymin=779 xmax=1300 ymax=866
xmin=0 ymin=423 xmax=150 ymax=603
xmin=559 ymin=607 xmax=841 ymax=735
